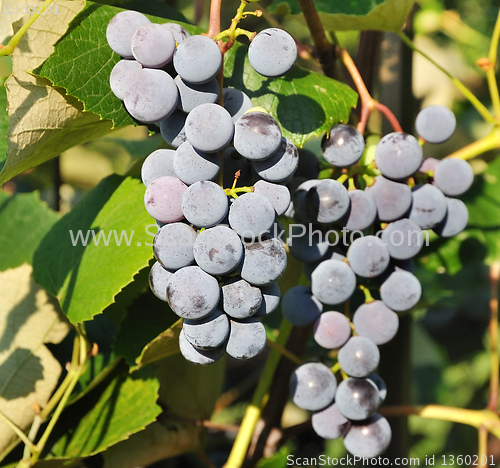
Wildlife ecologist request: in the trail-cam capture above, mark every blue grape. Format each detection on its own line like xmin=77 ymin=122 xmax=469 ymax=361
xmin=149 ymin=261 xmax=173 ymax=302
xmin=159 ymin=110 xmax=187 ymax=148
xmin=173 ymin=142 xmax=221 ymax=185
xmin=228 ymin=192 xmax=276 ymax=240
xmin=173 ymin=35 xmax=222 ymax=84
xmin=343 ymin=414 xmax=392 ymax=458
xmin=124 ymin=69 xmax=178 ymax=124
xmin=321 ymin=124 xmax=365 ymax=168
xmin=381 ymin=218 xmax=423 ymax=260
xmin=254 ymin=282 xmax=281 ymax=317
xmin=312 ymin=403 xmax=351 ymax=440
xmin=253 ymin=180 xmax=291 ymax=217
xmin=174 ymin=76 xmax=219 ymax=114
xmin=183 ymin=309 xmax=229 ymax=350
xmin=185 ymin=103 xmax=234 ymax=153
xmin=365 ymin=176 xmax=412 ymax=222
xmin=233 ymin=112 xmax=282 ymax=161
xmin=193 ymin=225 xmax=243 ymax=275
xmin=375 ymin=132 xmax=423 ymax=180
xmin=343 ymin=189 xmax=377 ymax=231
xmin=252 ymin=138 xmax=299 ymax=183
xmin=281 ymin=286 xmax=323 ymax=326
xmin=222 ymin=278 xmax=263 ymax=319
xmin=167 ymin=266 xmax=220 ymax=319
xmin=347 ymin=235 xmax=390 ymax=278
xmin=335 ymin=377 xmax=380 ymax=421
xmin=141 ymin=149 xmax=176 ymax=187
xmin=290 ymin=362 xmax=336 ymax=411
xmin=380 ymin=270 xmax=421 ymax=312
xmin=409 ymin=184 xmax=447 ymax=229
xmin=287 ymin=225 xmax=330 ymax=263
xmin=434 ymin=197 xmax=468 ymax=237
xmin=131 ymin=23 xmax=176 ymax=68
xmin=338 ymin=336 xmax=380 ymax=378
xmin=109 ymin=59 xmax=142 ymax=100
xmin=313 ymin=311 xmax=351 ymax=349
xmin=181 ymin=181 xmax=228 ymax=228
xmin=248 ymin=28 xmax=297 ymax=77
xmin=352 ymin=301 xmax=399 ymax=345
xmin=223 ymin=88 xmax=253 ymax=123
xmin=163 ymin=23 xmax=190 ymax=44
xmin=226 ymin=317 xmax=267 ymax=360
xmin=311 ymin=259 xmax=356 ymax=305
xmin=179 ymin=329 xmax=224 ymax=365
xmin=306 ymin=179 xmax=350 ymax=224
xmin=144 ymin=176 xmax=187 ymax=223
xmin=153 ymin=222 xmax=197 ymax=270
xmin=433 ymin=158 xmax=474 ymax=197
xmin=106 ymin=11 xmax=150 ymax=58
xmin=415 ymin=105 xmax=456 ymax=143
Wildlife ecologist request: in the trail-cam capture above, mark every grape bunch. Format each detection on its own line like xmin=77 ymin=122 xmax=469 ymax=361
xmin=105 ymin=10 xmax=298 ymax=365
xmin=283 ymin=105 xmax=472 ymax=456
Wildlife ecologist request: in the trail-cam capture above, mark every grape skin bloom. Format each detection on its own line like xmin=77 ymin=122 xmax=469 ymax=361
xmin=415 ymin=105 xmax=456 ymax=143
xmin=337 ymin=336 xmax=380 ymax=378
xmin=106 ymin=11 xmax=151 ymax=59
xmin=290 ymin=362 xmax=337 ymax=411
xmin=321 ymin=124 xmax=365 ymax=168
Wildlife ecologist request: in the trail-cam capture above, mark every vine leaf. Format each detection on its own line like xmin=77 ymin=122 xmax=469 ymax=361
xmin=269 ymin=0 xmax=416 ymax=32
xmin=32 ymin=175 xmax=156 ymax=324
xmin=0 ymin=0 xmax=113 ymax=186
xmin=0 ymin=264 xmax=70 ymax=459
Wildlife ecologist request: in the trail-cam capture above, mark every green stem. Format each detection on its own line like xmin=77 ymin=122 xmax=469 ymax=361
xmin=359 ymin=285 xmax=375 ymax=303
xmin=0 ymin=412 xmax=35 ymax=454
xmin=213 ymin=0 xmax=257 ymax=43
xmin=265 ymin=338 xmax=303 ymax=365
xmin=487 ymin=11 xmax=500 ymax=118
xmin=225 ymin=320 xmax=293 ymax=468
xmin=224 ymin=186 xmax=253 ymax=199
xmin=398 ymin=31 xmax=497 ymax=125
xmin=0 ymin=0 xmax=54 ymax=56
xmin=331 ymin=362 xmax=341 ymax=373
xmin=444 ymin=128 xmax=500 ymax=160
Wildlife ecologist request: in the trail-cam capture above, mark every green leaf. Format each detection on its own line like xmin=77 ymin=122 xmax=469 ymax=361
xmin=32 ymin=175 xmax=155 ymax=324
xmin=269 ymin=0 xmax=415 ymax=32
xmin=0 ymin=191 xmax=59 ymax=271
xmin=223 ymin=43 xmax=358 ymax=147
xmin=0 ymin=79 xmax=7 ymax=167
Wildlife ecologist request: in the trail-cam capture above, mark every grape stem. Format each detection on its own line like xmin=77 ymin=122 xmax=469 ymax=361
xmin=224 ymin=186 xmax=254 ymax=199
xmin=478 ymin=426 xmax=488 ymax=467
xmin=207 ymin=0 xmax=222 ymax=39
xmin=487 ymin=11 xmax=500 ymax=118
xmin=444 ymin=128 xmax=500 ymax=160
xmin=336 ymin=47 xmax=403 ymax=134
xmin=358 ymin=284 xmax=375 ymax=303
xmin=265 ymin=338 xmax=303 ymax=365
xmin=487 ymin=262 xmax=500 ymax=412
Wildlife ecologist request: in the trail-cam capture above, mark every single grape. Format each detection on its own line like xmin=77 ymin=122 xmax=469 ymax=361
xmin=375 ymin=132 xmax=423 ymax=180
xmin=109 ymin=59 xmax=142 ymax=100
xmin=248 ymin=28 xmax=297 ymax=77
xmin=381 ymin=218 xmax=423 ymax=260
xmin=173 ymin=35 xmax=222 ymax=84
xmin=174 ymin=76 xmax=219 ymax=114
xmin=185 ymin=103 xmax=234 ymax=153
xmin=343 ymin=414 xmax=392 ymax=458
xmin=343 ymin=190 xmax=377 ymax=231
xmin=163 ymin=23 xmax=190 ymax=44
xmin=252 ymin=138 xmax=299 ymax=183
xmin=365 ymin=176 xmax=412 ymax=222
xmin=321 ymin=124 xmax=365 ymax=168
xmin=193 ymin=225 xmax=243 ymax=275
xmin=131 ymin=23 xmax=176 ymax=68
xmin=106 ymin=11 xmax=150 ymax=58
xmin=415 ymin=105 xmax=456 ymax=143
xmin=173 ymin=142 xmax=221 ymax=185
xmin=418 ymin=157 xmax=440 ymax=174
xmin=159 ymin=110 xmax=187 ymax=148
xmin=223 ymin=88 xmax=253 ymax=123
xmin=179 ymin=329 xmax=224 ymax=366
xmin=313 ymin=311 xmax=351 ymax=349
xmin=290 ymin=362 xmax=337 ymax=411
xmin=223 ymin=147 xmax=253 ymax=188
xmin=181 ymin=181 xmax=228 ymax=228
xmin=144 ymin=176 xmax=187 ymax=223
xmin=433 ymin=158 xmax=474 ymax=197
xmin=222 ymin=278 xmax=263 ymax=319
xmin=183 ymin=309 xmax=229 ymax=350
xmin=124 ymin=69 xmax=178 ymax=124
xmin=434 ymin=197 xmax=468 ymax=237
xmin=409 ymin=184 xmax=447 ymax=229
xmin=380 ymin=270 xmax=422 ymax=312
xmin=153 ymin=222 xmax=197 ymax=270
xmin=141 ymin=149 xmax=176 ymax=187
xmin=281 ymin=286 xmax=323 ymax=326
xmin=367 ymin=373 xmax=387 ymax=404
xmin=226 ymin=318 xmax=267 ymax=360
xmin=311 ymin=259 xmax=357 ymax=305
xmin=228 ymin=192 xmax=276 ymax=240
xmin=287 ymin=225 xmax=330 ymax=263
xmin=311 ymin=403 xmax=351 ymax=440
xmin=335 ymin=377 xmax=380 ymax=421
xmin=239 ymin=238 xmax=287 ymax=286
xmin=166 ymin=266 xmax=220 ymax=319
xmin=338 ymin=336 xmax=380 ymax=378
xmin=254 ymin=282 xmax=281 ymax=317
xmin=352 ymin=301 xmax=399 ymax=345
xmin=233 ymin=112 xmax=282 ymax=161
xmin=253 ymin=180 xmax=291 ymax=217
xmin=149 ymin=261 xmax=173 ymax=302
xmin=347 ymin=235 xmax=390 ymax=278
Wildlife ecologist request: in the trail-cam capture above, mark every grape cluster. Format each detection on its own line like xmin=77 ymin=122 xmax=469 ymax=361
xmin=106 ymin=11 xmax=298 ymax=365
xmin=284 ymin=105 xmax=472 ymax=456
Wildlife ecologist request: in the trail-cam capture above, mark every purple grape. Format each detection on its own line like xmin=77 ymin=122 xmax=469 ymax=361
xmin=321 ymin=124 xmax=365 ymax=168
xmin=433 ymin=197 xmax=468 ymax=237
xmin=311 ymin=403 xmax=351 ymax=440
xmin=343 ymin=414 xmax=392 ymax=457
xmin=313 ymin=311 xmax=351 ymax=349
xmin=338 ymin=336 xmax=380 ymax=378
xmin=434 ymin=158 xmax=474 ymax=197
xmin=347 ymin=235 xmax=390 ymax=278
xmin=409 ymin=184 xmax=447 ymax=229
xmin=365 ymin=176 xmax=412 ymax=222
xmin=311 ymin=259 xmax=356 ymax=305
xmin=290 ymin=362 xmax=337 ymax=411
xmin=144 ymin=176 xmax=187 ymax=223
xmin=352 ymin=301 xmax=399 ymax=345
xmin=281 ymin=286 xmax=323 ymax=326
xmin=415 ymin=105 xmax=456 ymax=143
xmin=380 ymin=270 xmax=421 ymax=312
xmin=380 ymin=218 xmax=423 ymax=260
xmin=335 ymin=377 xmax=380 ymax=421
